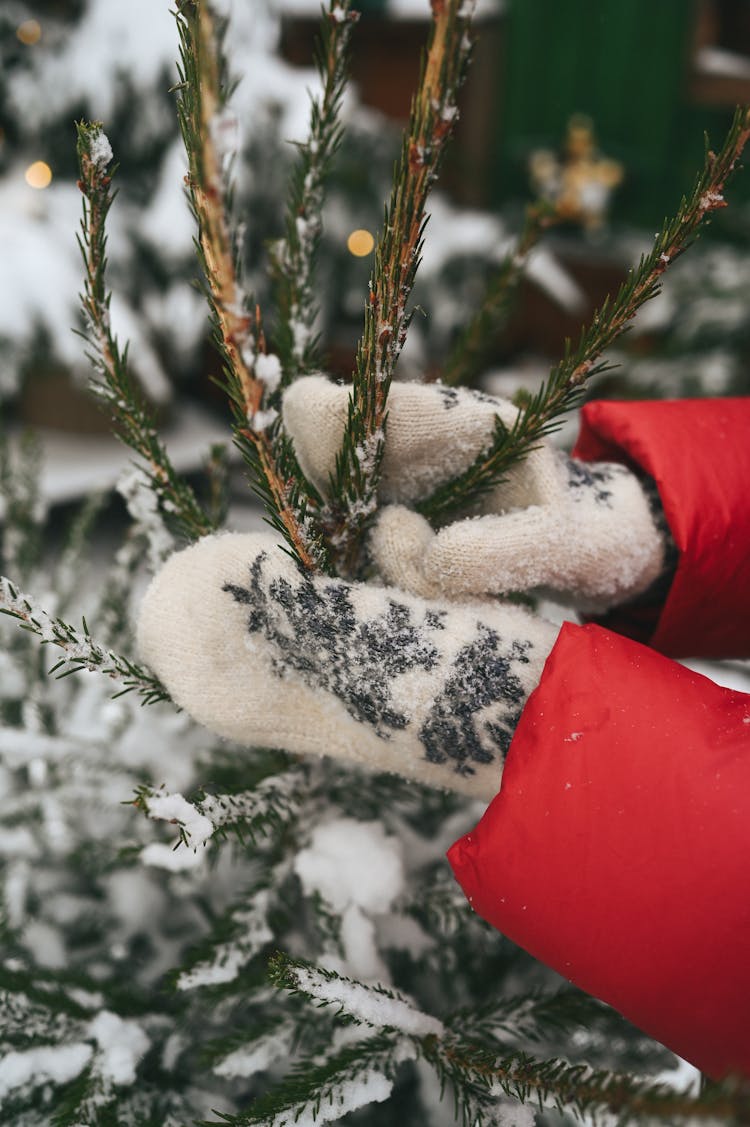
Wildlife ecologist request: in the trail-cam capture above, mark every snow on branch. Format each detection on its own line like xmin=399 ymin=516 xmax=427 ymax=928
xmin=199 ymin=1031 xmax=415 ymax=1127
xmin=269 ymin=953 xmax=444 ymax=1038
xmin=176 ymin=894 xmax=273 ymax=990
xmin=0 ymin=577 xmax=169 ymax=705
xmin=76 ymin=121 xmax=214 ymax=545
xmin=212 ymin=1021 xmax=297 ymax=1080
xmin=136 ymin=767 xmax=308 ymax=859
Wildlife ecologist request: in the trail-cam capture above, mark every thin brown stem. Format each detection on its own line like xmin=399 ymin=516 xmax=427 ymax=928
xmin=326 ymin=0 xmax=474 ymax=575
xmin=193 ymin=2 xmax=262 ymax=419
xmin=176 ymin=0 xmax=323 ymax=571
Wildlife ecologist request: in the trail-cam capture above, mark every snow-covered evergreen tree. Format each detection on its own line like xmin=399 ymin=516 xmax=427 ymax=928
xmin=1 ymin=2 xmax=750 ymax=1124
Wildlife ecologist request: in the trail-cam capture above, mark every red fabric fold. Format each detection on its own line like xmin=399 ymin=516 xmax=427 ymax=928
xmin=448 ymin=622 xmax=750 ymax=1078
xmin=573 ymin=398 xmax=750 ymax=658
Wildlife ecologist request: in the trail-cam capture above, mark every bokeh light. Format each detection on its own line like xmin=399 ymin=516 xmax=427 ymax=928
xmin=346 ymin=228 xmax=375 ymax=257
xmin=24 ymin=161 xmax=52 ymax=189
xmin=16 ymin=19 xmax=42 ymax=45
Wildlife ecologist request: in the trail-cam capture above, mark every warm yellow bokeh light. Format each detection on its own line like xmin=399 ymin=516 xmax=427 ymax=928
xmin=347 ymin=228 xmax=375 ymax=257
xmin=25 ymin=161 xmax=52 ymax=189
xmin=16 ymin=19 xmax=42 ymax=45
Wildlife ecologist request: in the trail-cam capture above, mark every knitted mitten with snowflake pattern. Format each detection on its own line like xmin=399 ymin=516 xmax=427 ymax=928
xmin=137 ymin=532 xmax=557 ymax=798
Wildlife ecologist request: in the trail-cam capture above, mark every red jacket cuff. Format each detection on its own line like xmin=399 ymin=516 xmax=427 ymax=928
xmin=573 ymin=398 xmax=750 ymax=658
xmin=448 ymin=622 xmax=750 ymax=1079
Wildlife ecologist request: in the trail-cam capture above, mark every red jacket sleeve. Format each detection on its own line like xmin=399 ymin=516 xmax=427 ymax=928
xmin=573 ymin=398 xmax=750 ymax=659
xmin=448 ymin=622 xmax=750 ymax=1079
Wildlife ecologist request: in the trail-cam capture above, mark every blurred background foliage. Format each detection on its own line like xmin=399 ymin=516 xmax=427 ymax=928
xmin=1 ymin=0 xmax=749 ymax=443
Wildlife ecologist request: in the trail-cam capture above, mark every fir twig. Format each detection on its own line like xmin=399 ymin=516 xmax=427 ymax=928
xmin=0 ymin=577 xmax=169 ymax=705
xmin=422 ymin=1033 xmax=750 ymax=1125
xmin=418 ymin=104 xmax=750 ymax=521
xmin=205 ymin=441 xmax=231 ymax=530
xmin=175 ymin=894 xmax=273 ymax=992
xmin=0 ymin=429 xmax=46 ymax=579
xmin=323 ymin=0 xmax=475 ymax=575
xmin=441 ymin=201 xmax=557 ymax=387
xmin=270 ymin=1 xmax=359 ymax=391
xmin=269 ymin=952 xmax=444 ymax=1037
xmin=199 ymin=1032 xmax=410 ymax=1126
xmin=52 ymin=491 xmax=108 ymax=618
xmin=75 ymin=121 xmax=214 ymax=543
xmin=174 ymin=0 xmax=329 ymax=573
xmin=135 ymin=768 xmax=307 ymax=850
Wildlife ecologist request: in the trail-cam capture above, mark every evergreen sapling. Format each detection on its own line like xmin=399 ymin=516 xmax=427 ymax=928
xmin=1 ymin=1 xmax=750 ymax=1123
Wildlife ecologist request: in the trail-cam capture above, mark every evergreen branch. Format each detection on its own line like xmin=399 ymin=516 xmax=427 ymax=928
xmin=441 ymin=201 xmax=557 ymax=387
xmin=407 ymin=867 xmax=480 ymax=937
xmin=418 ymin=104 xmax=750 ymax=522
xmin=209 ymin=1020 xmax=297 ymax=1081
xmin=198 ymin=1032 xmax=411 ymax=1126
xmin=0 ymin=429 xmax=46 ymax=580
xmin=0 ymin=577 xmax=169 ymax=705
xmin=135 ymin=768 xmax=307 ymax=850
xmin=270 ymin=1 xmax=359 ymax=391
xmin=324 ymin=0 xmax=476 ymax=575
xmin=93 ymin=524 xmax=148 ymax=649
xmin=116 ymin=463 xmax=176 ymax=572
xmin=175 ymin=894 xmax=273 ymax=991
xmin=269 ymin=952 xmax=444 ymax=1037
xmin=174 ymin=1 xmax=329 ymax=573
xmin=75 ymin=121 xmax=214 ymax=544
xmin=468 ymin=990 xmax=677 ymax=1075
xmin=175 ymin=0 xmax=259 ymax=415
xmin=52 ymin=491 xmax=108 ymax=618
xmin=231 ymin=420 xmax=333 ymax=574
xmin=205 ymin=441 xmax=230 ymax=529
xmin=0 ymin=989 xmax=85 ymax=1051
xmin=199 ymin=769 xmax=308 ymax=843
xmin=422 ymin=1034 xmax=749 ymax=1125
xmin=451 ymin=986 xmax=656 ymax=1055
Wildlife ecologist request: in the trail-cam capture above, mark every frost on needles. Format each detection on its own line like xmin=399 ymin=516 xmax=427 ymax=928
xmin=1 ymin=1 xmax=750 ymax=1125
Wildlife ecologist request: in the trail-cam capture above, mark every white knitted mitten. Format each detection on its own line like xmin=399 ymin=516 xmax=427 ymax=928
xmin=283 ymin=376 xmax=667 ymax=611
xmin=137 ymin=533 xmax=557 ymax=799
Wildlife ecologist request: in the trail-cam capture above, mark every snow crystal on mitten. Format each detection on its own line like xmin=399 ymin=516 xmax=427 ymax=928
xmin=137 ymin=533 xmax=557 ymax=799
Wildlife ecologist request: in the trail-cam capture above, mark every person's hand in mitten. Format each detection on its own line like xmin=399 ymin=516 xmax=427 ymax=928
xmin=137 ymin=374 xmax=672 ymax=799
xmin=137 ymin=531 xmax=557 ymax=799
xmin=282 ymin=375 xmax=668 ymax=611
xmin=284 ymin=379 xmax=750 ymax=1080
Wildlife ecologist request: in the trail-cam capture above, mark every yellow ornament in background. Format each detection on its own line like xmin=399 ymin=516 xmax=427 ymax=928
xmin=529 ymin=115 xmax=623 ymax=231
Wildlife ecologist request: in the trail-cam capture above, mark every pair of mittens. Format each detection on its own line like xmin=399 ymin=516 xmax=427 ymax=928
xmin=137 ymin=377 xmax=667 ymax=792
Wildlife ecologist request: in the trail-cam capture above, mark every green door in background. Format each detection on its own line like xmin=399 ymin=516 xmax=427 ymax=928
xmin=491 ymin=0 xmax=740 ymax=224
